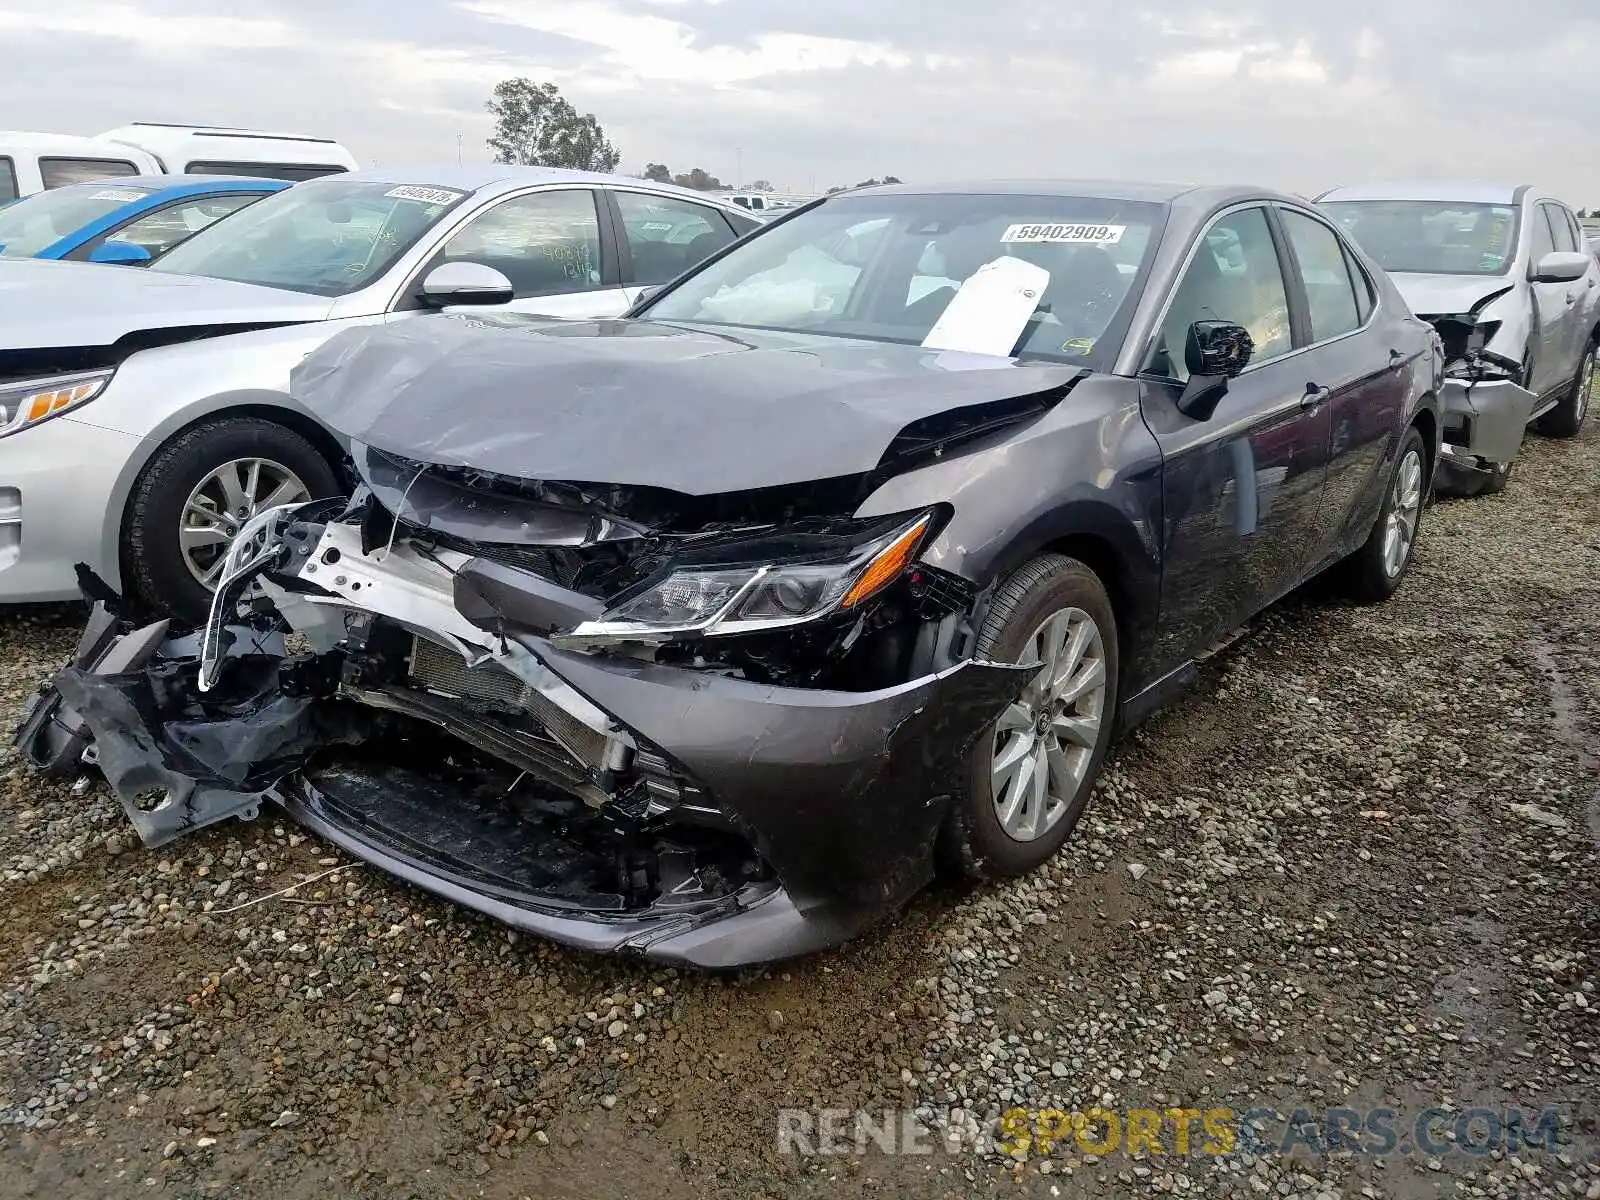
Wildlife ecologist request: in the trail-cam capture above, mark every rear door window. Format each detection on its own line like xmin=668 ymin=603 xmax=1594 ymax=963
xmin=1278 ymin=208 xmax=1362 ymax=342
xmin=613 ymin=191 xmax=738 ymax=284
xmin=0 ymin=157 xmax=16 ymax=203
xmin=38 ymin=157 xmax=140 ymax=189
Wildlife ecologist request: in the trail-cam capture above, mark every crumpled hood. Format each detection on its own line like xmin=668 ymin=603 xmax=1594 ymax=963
xmin=0 ymin=258 xmax=334 ymax=351
xmin=1387 ymin=271 xmax=1515 ymax=319
xmin=292 ymin=312 xmax=1085 ymax=495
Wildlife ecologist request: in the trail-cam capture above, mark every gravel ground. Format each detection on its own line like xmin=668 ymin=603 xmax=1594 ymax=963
xmin=1 ymin=424 xmax=1596 ymax=1200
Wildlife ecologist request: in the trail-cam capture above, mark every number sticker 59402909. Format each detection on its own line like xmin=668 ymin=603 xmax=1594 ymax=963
xmin=1001 ymin=223 xmax=1125 ymax=245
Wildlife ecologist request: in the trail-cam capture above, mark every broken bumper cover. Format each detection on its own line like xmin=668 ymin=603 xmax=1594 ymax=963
xmin=1438 ymin=377 xmax=1539 ymax=473
xmin=15 ymin=605 xmax=1029 ymax=968
xmin=281 ymin=652 xmax=1026 ymax=967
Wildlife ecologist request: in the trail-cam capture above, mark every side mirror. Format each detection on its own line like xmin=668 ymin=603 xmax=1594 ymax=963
xmin=1531 ymin=250 xmax=1590 ymax=284
xmin=419 ymin=261 xmax=514 ymax=307
xmin=88 ymin=241 xmax=153 ymax=266
xmin=1177 ymin=320 xmax=1254 ymax=420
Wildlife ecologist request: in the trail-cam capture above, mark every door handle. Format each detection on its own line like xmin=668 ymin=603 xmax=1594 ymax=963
xmin=1300 ymin=384 xmax=1331 ymax=410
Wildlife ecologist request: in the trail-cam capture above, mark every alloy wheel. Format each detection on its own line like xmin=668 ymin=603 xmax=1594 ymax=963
xmin=1382 ymin=447 xmax=1424 ymax=578
xmin=990 ymin=607 xmax=1108 ymax=842
xmin=179 ymin=458 xmax=310 ymax=588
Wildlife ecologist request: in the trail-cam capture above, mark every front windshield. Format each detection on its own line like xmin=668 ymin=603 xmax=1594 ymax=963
xmin=150 ymin=179 xmax=472 ymax=295
xmin=0 ymin=183 xmax=154 ymax=257
xmin=1321 ymin=200 xmax=1518 ymax=276
xmin=640 ymin=192 xmax=1165 ymax=365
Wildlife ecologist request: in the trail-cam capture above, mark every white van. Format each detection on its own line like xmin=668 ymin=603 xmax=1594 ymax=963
xmin=97 ymin=124 xmax=358 ymax=182
xmin=0 ymin=132 xmax=162 ymax=202
xmin=728 ymin=193 xmax=778 ymax=213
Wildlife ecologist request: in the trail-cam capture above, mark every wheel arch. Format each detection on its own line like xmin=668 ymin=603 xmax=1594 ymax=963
xmin=105 ymin=395 xmax=348 ymax=594
xmin=1410 ymin=398 xmax=1439 ymax=482
xmin=957 ymin=502 xmax=1161 ymax=698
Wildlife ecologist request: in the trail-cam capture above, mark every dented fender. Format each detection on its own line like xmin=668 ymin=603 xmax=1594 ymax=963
xmin=531 ymin=642 xmax=1033 ymax=928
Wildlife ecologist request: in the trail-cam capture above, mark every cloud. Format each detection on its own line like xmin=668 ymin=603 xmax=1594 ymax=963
xmin=461 ymin=0 xmax=917 ymax=85
xmin=0 ymin=0 xmax=1598 ymax=203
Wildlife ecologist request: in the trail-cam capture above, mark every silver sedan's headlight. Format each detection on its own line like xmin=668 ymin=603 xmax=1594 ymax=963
xmin=0 ymin=369 xmax=114 ymax=439
xmin=554 ymin=512 xmax=934 ymax=645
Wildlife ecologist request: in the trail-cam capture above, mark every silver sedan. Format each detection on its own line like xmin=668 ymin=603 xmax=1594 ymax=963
xmin=0 ymin=166 xmax=758 ymax=619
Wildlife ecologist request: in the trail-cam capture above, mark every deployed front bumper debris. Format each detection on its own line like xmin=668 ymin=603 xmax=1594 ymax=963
xmin=14 ymin=602 xmax=325 ymax=847
xmin=15 ymin=499 xmax=1030 ymax=967
xmin=1425 ymin=314 xmax=1539 ymax=491
xmin=1437 ymin=377 xmax=1539 ymax=492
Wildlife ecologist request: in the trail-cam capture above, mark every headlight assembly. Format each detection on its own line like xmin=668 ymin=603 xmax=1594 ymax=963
xmin=554 ymin=511 xmax=934 ymax=646
xmin=0 ymin=369 xmax=114 ymax=439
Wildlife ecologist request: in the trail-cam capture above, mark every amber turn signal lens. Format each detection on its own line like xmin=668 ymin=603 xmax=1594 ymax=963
xmin=25 ymin=382 xmax=98 ymax=423
xmin=841 ymin=515 xmax=932 ymax=609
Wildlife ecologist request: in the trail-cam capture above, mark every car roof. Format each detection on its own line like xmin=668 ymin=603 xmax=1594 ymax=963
xmin=0 ymin=130 xmax=152 ymax=153
xmin=1318 ymin=181 xmax=1528 ymax=204
xmin=67 ymin=173 xmax=291 ymax=190
xmin=330 ymin=165 xmax=753 ymax=212
xmin=823 ymin=178 xmax=1310 ymax=210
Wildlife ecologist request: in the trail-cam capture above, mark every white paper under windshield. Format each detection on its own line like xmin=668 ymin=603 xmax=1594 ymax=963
xmin=919 ymin=256 xmax=1050 ymax=358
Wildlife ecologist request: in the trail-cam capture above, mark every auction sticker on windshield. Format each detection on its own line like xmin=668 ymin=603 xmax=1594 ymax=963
xmin=88 ymin=189 xmax=148 ymax=203
xmin=384 ymin=185 xmax=466 ymax=205
xmin=1002 ymin=223 xmax=1125 ymax=245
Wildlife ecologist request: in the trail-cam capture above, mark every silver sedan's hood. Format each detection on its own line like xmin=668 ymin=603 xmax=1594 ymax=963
xmin=1387 ymin=271 xmax=1516 ymax=318
xmin=0 ymin=259 xmax=335 ymax=351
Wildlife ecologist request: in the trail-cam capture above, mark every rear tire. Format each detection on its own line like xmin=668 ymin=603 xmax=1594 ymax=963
xmin=1535 ymin=342 xmax=1595 ymax=438
xmin=945 ymin=554 xmax=1118 ymax=881
xmin=1341 ymin=425 xmax=1427 ymax=604
xmin=124 ymin=417 xmax=340 ymax=624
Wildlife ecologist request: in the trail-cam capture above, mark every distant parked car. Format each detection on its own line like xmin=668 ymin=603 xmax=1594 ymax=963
xmin=0 ymin=131 xmax=162 ymax=203
xmin=1 ymin=125 xmax=355 ymax=205
xmin=1319 ymin=183 xmax=1599 ymax=494
xmin=0 ymin=167 xmax=762 ymax=620
xmin=0 ymin=175 xmax=286 ymax=264
xmin=96 ymin=123 xmax=357 ymax=182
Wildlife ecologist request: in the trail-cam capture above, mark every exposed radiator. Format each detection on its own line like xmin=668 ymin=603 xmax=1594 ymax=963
xmin=408 ymin=635 xmax=609 ymax=769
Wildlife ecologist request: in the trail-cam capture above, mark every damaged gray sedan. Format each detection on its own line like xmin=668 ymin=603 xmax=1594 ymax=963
xmin=15 ymin=182 xmax=1442 ymax=967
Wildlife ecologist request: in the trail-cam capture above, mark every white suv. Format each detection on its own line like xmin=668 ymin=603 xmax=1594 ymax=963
xmin=1319 ymin=182 xmax=1598 ymax=494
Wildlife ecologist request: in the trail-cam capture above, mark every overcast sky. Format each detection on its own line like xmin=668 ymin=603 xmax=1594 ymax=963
xmin=5 ymin=0 xmax=1599 ymax=202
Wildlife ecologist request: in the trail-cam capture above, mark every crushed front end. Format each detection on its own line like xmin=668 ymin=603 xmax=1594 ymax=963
xmin=15 ymin=462 xmax=1029 ymax=967
xmin=1421 ymin=310 xmax=1539 ymax=491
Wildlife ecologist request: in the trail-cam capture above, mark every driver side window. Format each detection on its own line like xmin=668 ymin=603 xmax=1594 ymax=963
xmin=431 ymin=189 xmax=602 ymax=298
xmin=1150 ymin=207 xmax=1292 ymax=382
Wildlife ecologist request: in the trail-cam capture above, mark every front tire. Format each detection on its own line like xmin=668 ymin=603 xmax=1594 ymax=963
xmin=1535 ymin=342 xmax=1595 ymax=438
xmin=1341 ymin=425 xmax=1427 ymax=603
xmin=124 ymin=417 xmax=340 ymax=624
xmin=947 ymin=554 xmax=1118 ymax=880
